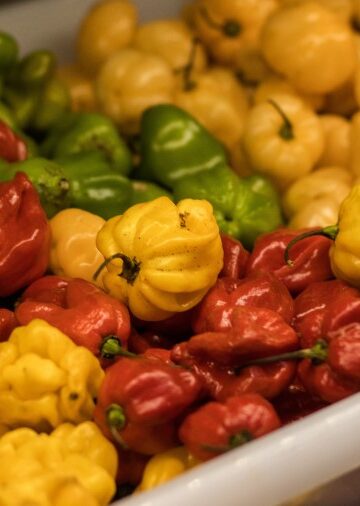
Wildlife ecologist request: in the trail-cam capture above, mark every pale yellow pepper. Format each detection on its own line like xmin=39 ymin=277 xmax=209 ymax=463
xmin=278 ymin=0 xmax=353 ymax=23
xmin=288 ymin=196 xmax=345 ymax=230
xmin=242 ymin=93 xmax=325 ymax=189
xmin=0 ymin=422 xmax=117 ymax=506
xmin=49 ymin=208 xmax=105 ymax=289
xmin=132 ymin=19 xmax=207 ymax=73
xmin=76 ymin=0 xmax=138 ymax=76
xmin=136 ymin=447 xmax=199 ymax=493
xmin=0 ymin=319 xmax=104 ymax=432
xmin=96 ymin=48 xmax=175 ymax=134
xmin=316 ymin=115 xmax=351 ymax=169
xmin=96 ymin=197 xmax=223 ymax=321
xmin=261 ymin=1 xmax=357 ymax=94
xmin=349 ymin=111 xmax=360 ymax=177
xmin=57 ymin=65 xmax=97 ymax=112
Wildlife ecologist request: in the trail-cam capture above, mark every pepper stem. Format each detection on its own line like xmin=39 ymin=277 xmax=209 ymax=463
xmin=284 ymin=225 xmax=339 ymax=266
xmin=93 ymin=253 xmax=141 ymax=285
xmin=199 ymin=6 xmax=241 ymax=38
xmin=176 ymin=37 xmax=200 ymax=91
xmin=202 ymin=430 xmax=253 ymax=454
xmin=268 ymin=99 xmax=294 ymax=141
xmin=106 ymin=403 xmax=128 ymax=449
xmin=100 ymin=336 xmax=136 ymax=360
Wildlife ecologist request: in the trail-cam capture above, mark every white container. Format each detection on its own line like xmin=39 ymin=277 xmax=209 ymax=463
xmin=1 ymin=1 xmax=360 ymax=504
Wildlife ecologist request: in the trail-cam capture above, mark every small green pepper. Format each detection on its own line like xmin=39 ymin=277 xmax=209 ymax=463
xmin=31 ymin=77 xmax=70 ymax=132
xmin=0 ymin=32 xmax=18 ymax=73
xmin=14 ymin=50 xmax=56 ymax=88
xmin=137 ymin=104 xmax=228 ymax=189
xmin=129 ymin=179 xmax=172 ymax=206
xmin=2 ymin=86 xmax=40 ymax=130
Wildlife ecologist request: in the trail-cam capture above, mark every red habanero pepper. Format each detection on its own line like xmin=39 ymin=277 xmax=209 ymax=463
xmin=116 ymin=448 xmax=150 ymax=486
xmin=0 ymin=173 xmax=50 ymax=297
xmin=192 ymin=270 xmax=294 ymax=335
xmin=0 ymin=121 xmax=27 ymax=162
xmin=186 ymin=306 xmax=298 ymax=367
xmin=246 ymin=228 xmax=333 ymax=294
xmin=179 ymin=394 xmax=281 ymax=462
xmin=15 ymin=275 xmax=131 ymax=358
xmin=0 ymin=308 xmax=17 ymax=341
xmin=219 ymin=233 xmax=250 ymax=279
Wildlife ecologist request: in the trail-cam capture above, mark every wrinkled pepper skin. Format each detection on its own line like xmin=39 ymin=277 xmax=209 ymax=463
xmin=219 ymin=233 xmax=249 ymax=279
xmin=0 ymin=120 xmax=27 ymax=162
xmin=0 ymin=421 xmax=117 ymax=506
xmin=0 ymin=308 xmax=17 ymax=342
xmin=137 ymin=104 xmax=227 ymax=189
xmin=0 ymin=319 xmax=104 ymax=431
xmin=15 ymin=275 xmax=131 ymax=358
xmin=0 ymin=172 xmax=50 ymax=297
xmin=96 ymin=196 xmax=223 ymax=321
xmin=179 ymin=394 xmax=281 ymax=461
xmin=246 ymin=228 xmax=333 ymax=294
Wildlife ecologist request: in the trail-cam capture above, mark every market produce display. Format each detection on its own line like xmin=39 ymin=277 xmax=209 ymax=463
xmin=2 ymin=0 xmax=360 ymax=504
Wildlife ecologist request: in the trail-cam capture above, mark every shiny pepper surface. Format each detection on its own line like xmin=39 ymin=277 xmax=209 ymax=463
xmin=0 ymin=422 xmax=117 ymax=506
xmin=0 ymin=319 xmax=104 ymax=431
xmin=0 ymin=172 xmax=50 ymax=297
xmin=95 ymin=196 xmax=223 ymax=321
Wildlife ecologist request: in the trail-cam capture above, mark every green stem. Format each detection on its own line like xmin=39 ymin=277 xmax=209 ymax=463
xmin=199 ymin=6 xmax=241 ymax=38
xmin=93 ymin=252 xmax=141 ymax=285
xmin=100 ymin=336 xmax=136 ymax=360
xmin=179 ymin=37 xmax=200 ymax=91
xmin=202 ymin=430 xmax=253 ymax=454
xmin=268 ymin=99 xmax=294 ymax=141
xmin=106 ymin=403 xmax=128 ymax=449
xmin=284 ymin=225 xmax=339 ymax=266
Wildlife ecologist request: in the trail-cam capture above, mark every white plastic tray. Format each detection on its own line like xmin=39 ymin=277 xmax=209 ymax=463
xmin=1 ymin=1 xmax=360 ymax=504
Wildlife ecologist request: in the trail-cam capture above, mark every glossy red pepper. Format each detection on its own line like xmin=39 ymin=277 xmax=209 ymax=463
xmin=0 ymin=308 xmax=17 ymax=341
xmin=192 ymin=270 xmax=294 ymax=335
xmin=15 ymin=275 xmax=131 ymax=357
xmin=220 ymin=233 xmax=250 ymax=279
xmin=179 ymin=394 xmax=281 ymax=461
xmin=0 ymin=120 xmax=27 ymax=162
xmin=0 ymin=172 xmax=50 ymax=297
xmin=246 ymin=228 xmax=333 ymax=294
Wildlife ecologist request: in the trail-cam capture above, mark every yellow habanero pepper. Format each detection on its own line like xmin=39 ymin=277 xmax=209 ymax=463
xmin=0 ymin=422 xmax=117 ymax=506
xmin=95 ymin=197 xmax=223 ymax=321
xmin=349 ymin=111 xmax=360 ymax=177
xmin=0 ymin=319 xmax=104 ymax=432
xmin=49 ymin=208 xmax=105 ymax=289
xmin=95 ymin=48 xmax=175 ymax=134
xmin=57 ymin=64 xmax=97 ymax=112
xmin=76 ymin=0 xmax=138 ymax=76
xmin=136 ymin=447 xmax=199 ymax=493
xmin=316 ymin=115 xmax=351 ymax=169
xmin=242 ymin=93 xmax=324 ymax=190
xmin=261 ymin=1 xmax=357 ymax=94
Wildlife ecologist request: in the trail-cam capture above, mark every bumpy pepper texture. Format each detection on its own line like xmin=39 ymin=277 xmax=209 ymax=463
xmin=0 ymin=172 xmax=50 ymax=297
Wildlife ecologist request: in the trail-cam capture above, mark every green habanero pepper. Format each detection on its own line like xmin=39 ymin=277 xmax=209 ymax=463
xmin=129 ymin=179 xmax=172 ymax=206
xmin=41 ymin=111 xmax=132 ymax=175
xmin=31 ymin=77 xmax=71 ymax=132
xmin=0 ymin=32 xmax=19 ymax=74
xmin=173 ymin=165 xmax=283 ymax=249
xmin=137 ymin=104 xmax=228 ymax=189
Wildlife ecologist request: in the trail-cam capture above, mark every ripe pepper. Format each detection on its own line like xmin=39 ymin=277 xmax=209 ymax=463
xmin=0 ymin=308 xmax=17 ymax=342
xmin=219 ymin=233 xmax=250 ymax=279
xmin=0 ymin=421 xmax=117 ymax=506
xmin=15 ymin=275 xmax=131 ymax=358
xmin=0 ymin=119 xmax=27 ymax=162
xmin=179 ymin=394 xmax=281 ymax=461
xmin=246 ymin=228 xmax=334 ymax=294
xmin=49 ymin=208 xmax=106 ymax=288
xmin=94 ymin=196 xmax=223 ymax=321
xmin=94 ymin=355 xmax=202 ymax=454
xmin=173 ymin=166 xmax=283 ymax=249
xmin=0 ymin=319 xmax=104 ymax=431
xmin=129 ymin=180 xmax=172 ymax=206
xmin=41 ymin=111 xmax=132 ymax=175
xmin=316 ymin=115 xmax=350 ymax=169
xmin=192 ymin=271 xmax=294 ymax=335
xmin=0 ymin=172 xmax=50 ymax=297
xmin=136 ymin=103 xmax=227 ymax=189
xmin=57 ymin=64 xmax=97 ymax=112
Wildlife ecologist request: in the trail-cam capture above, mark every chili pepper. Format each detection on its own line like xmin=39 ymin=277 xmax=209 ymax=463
xmin=30 ymin=76 xmax=71 ymax=132
xmin=0 ymin=319 xmax=104 ymax=431
xmin=42 ymin=111 xmax=132 ymax=175
xmin=0 ymin=308 xmax=17 ymax=342
xmin=96 ymin=48 xmax=175 ymax=135
xmin=173 ymin=166 xmax=283 ymax=249
xmin=261 ymin=2 xmax=356 ymax=94
xmin=0 ymin=172 xmax=50 ymax=297
xmin=116 ymin=448 xmax=150 ymax=486
xmin=9 ymin=49 xmax=56 ymax=88
xmin=129 ymin=179 xmax=172 ymax=206
xmin=0 ymin=421 xmax=117 ymax=506
xmin=219 ymin=233 xmax=250 ymax=279
xmin=94 ymin=196 xmax=223 ymax=321
xmin=192 ymin=270 xmax=294 ymax=335
xmin=0 ymin=119 xmax=27 ymax=162
xmin=246 ymin=228 xmax=333 ymax=294
xmin=242 ymin=94 xmax=325 ymax=189
xmin=0 ymin=32 xmax=18 ymax=73
xmin=136 ymin=104 xmax=227 ymax=189
xmin=179 ymin=393 xmax=281 ymax=461
xmin=316 ymin=115 xmax=351 ymax=169
xmin=350 ymin=111 xmax=360 ymax=178
xmin=15 ymin=275 xmax=130 ymax=358
xmin=186 ymin=306 xmax=298 ymax=367
xmin=283 ymin=184 xmax=360 ymax=288
xmin=57 ymin=64 xmax=97 ymax=112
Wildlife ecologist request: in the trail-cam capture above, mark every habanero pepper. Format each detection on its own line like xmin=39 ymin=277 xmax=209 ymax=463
xmin=0 ymin=120 xmax=27 ymax=162
xmin=0 ymin=172 xmax=50 ymax=297
xmin=179 ymin=394 xmax=281 ymax=462
xmin=0 ymin=308 xmax=17 ymax=342
xmin=219 ymin=233 xmax=250 ymax=279
xmin=15 ymin=275 xmax=131 ymax=359
xmin=246 ymin=227 xmax=334 ymax=294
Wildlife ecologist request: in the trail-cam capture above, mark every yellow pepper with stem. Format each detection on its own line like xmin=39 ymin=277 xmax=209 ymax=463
xmin=0 ymin=422 xmax=117 ymax=506
xmin=95 ymin=196 xmax=223 ymax=321
xmin=0 ymin=319 xmax=104 ymax=432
